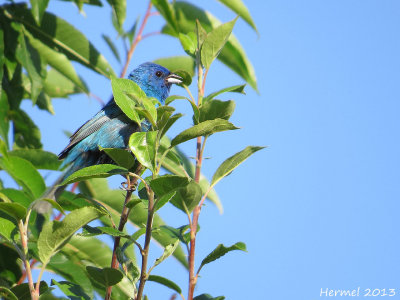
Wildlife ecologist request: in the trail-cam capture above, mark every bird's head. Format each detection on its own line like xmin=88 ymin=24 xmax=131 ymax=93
xmin=128 ymin=62 xmax=182 ymax=103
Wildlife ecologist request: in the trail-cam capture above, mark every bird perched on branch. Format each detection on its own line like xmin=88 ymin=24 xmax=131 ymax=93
xmin=35 ymin=62 xmax=181 ymax=212
xmin=58 ymin=62 xmax=182 ymax=179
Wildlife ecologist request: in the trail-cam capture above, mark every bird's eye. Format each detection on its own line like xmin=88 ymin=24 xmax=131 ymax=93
xmin=155 ymin=71 xmax=163 ymax=77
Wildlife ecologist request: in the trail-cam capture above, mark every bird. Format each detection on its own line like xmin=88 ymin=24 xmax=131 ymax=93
xmin=58 ymin=62 xmax=182 ymax=179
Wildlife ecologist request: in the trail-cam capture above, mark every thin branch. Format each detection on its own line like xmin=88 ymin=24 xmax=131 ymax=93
xmin=89 ymin=92 xmax=106 ymax=106
xmin=201 ymin=68 xmax=209 ymax=97
xmin=135 ymin=188 xmax=155 ymax=300
xmin=183 ymin=85 xmax=196 ymax=105
xmin=105 ymin=165 xmax=144 ymax=300
xmin=35 ymin=264 xmax=47 ymax=295
xmin=18 ymin=221 xmax=38 ymax=300
xmin=141 ymin=31 xmax=161 ymax=40
xmin=120 ymin=1 xmax=153 ymax=78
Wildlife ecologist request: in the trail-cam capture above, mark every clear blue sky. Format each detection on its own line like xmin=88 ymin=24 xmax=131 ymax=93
xmin=16 ymin=0 xmax=400 ymax=299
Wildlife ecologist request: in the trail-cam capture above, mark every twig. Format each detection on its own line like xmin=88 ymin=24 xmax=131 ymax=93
xmin=89 ymin=92 xmax=106 ymax=106
xmin=135 ymin=188 xmax=155 ymax=300
xmin=18 ymin=220 xmax=38 ymax=300
xmin=120 ymin=1 xmax=153 ymax=78
xmin=105 ymin=165 xmax=144 ymax=300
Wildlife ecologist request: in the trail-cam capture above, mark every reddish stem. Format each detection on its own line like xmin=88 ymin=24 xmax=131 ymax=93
xmin=120 ymin=2 xmax=153 ymax=78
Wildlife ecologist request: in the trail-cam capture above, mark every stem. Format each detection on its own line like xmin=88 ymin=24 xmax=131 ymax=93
xmin=136 ymin=189 xmax=155 ymax=300
xmin=105 ymin=165 xmax=143 ymax=300
xmin=18 ymin=220 xmax=38 ymax=300
xmin=35 ymin=264 xmax=47 ymax=295
xmin=201 ymin=68 xmax=209 ymax=97
xmin=187 ymin=55 xmax=207 ymax=300
xmin=120 ymin=1 xmax=153 ymax=78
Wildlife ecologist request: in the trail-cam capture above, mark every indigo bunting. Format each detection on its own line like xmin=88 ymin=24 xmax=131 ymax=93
xmin=59 ymin=62 xmax=182 ymax=178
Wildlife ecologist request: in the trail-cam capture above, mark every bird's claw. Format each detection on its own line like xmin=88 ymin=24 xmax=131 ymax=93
xmin=120 ymin=181 xmax=138 ymax=192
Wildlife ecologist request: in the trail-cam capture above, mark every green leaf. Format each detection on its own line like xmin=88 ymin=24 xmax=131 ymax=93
xmin=194 ymin=294 xmax=225 ymax=300
xmin=24 ymin=30 xmax=88 ymax=93
xmin=79 ymin=225 xmax=129 ymax=238
xmin=1 ymin=188 xmax=36 ymax=208
xmin=111 ymin=77 xmax=144 ymax=125
xmin=0 ymin=87 xmax=9 ymax=149
xmin=37 ymin=206 xmax=106 ymax=265
xmin=201 ymin=17 xmax=238 ymax=69
xmin=204 ymin=84 xmax=246 ymax=102
xmin=211 ymin=146 xmax=264 ymax=187
xmin=0 ymin=245 xmax=22 ymax=286
xmin=150 ymin=175 xmax=190 ymax=199
xmin=148 ymin=275 xmax=182 ymax=294
xmin=0 ymin=203 xmax=27 ymax=221
xmin=151 ymin=0 xmax=178 ymax=33
xmin=178 ymin=32 xmax=197 ymax=57
xmin=99 ymin=147 xmax=135 ymax=169
xmin=47 ymin=254 xmax=94 ymax=296
xmin=35 ymin=91 xmax=54 ymax=114
xmin=0 ymin=156 xmax=45 ymax=199
xmin=0 ymin=137 xmax=8 ymax=158
xmin=0 ymin=287 xmax=17 ymax=300
xmin=198 ymin=100 xmax=235 ymax=122
xmin=129 ymin=131 xmax=157 ymax=171
xmin=151 ymin=239 xmax=179 ymax=269
xmin=61 ymin=164 xmax=128 ymax=185
xmin=139 ymin=95 xmax=158 ymax=127
xmin=30 ymin=0 xmax=50 ymax=25
xmin=10 ymin=109 xmax=42 ymax=149
xmin=51 ymin=279 xmax=90 ymax=300
xmin=156 ymin=106 xmax=175 ymax=135
xmin=102 ymin=34 xmax=121 ymax=63
xmin=198 ymin=242 xmax=247 ymax=273
xmin=39 ymin=198 xmax=65 ymax=215
xmin=5 ymin=4 xmax=115 ymax=78
xmin=60 ymin=237 xmax=135 ymax=298
xmin=10 ymin=281 xmax=48 ymax=300
xmin=125 ymin=15 xmax=139 ymax=44
xmin=8 ymin=149 xmax=60 ymax=170
xmin=163 ymin=2 xmax=257 ymax=90
xmin=43 ymin=68 xmax=83 ymax=98
xmin=79 ymin=178 xmax=188 ymax=268
xmin=158 ymin=137 xmax=223 ymax=212
xmin=0 ymin=211 xmax=18 ymax=242
xmin=171 ymin=119 xmax=239 ymax=147
xmin=170 ymin=180 xmax=202 ymax=213
xmin=216 ymin=0 xmax=258 ymax=32
xmin=15 ymin=27 xmax=45 ymax=104
xmin=195 ymin=20 xmax=208 ymax=48
xmin=159 ymin=224 xmax=192 ymax=244
xmin=154 ymin=55 xmax=196 ymax=78
xmin=106 ymin=0 xmax=126 ymax=31
xmin=86 ymin=266 xmax=124 ymax=287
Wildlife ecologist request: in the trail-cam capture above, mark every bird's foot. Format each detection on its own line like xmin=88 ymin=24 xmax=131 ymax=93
xmin=120 ymin=181 xmax=138 ymax=192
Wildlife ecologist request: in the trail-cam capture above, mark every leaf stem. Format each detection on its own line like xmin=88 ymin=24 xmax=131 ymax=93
xmin=201 ymin=68 xmax=209 ymax=97
xmin=18 ymin=220 xmax=38 ymax=300
xmin=120 ymin=1 xmax=153 ymax=78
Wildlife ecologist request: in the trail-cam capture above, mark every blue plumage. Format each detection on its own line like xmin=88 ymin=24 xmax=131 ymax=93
xmin=58 ymin=62 xmax=182 ymax=177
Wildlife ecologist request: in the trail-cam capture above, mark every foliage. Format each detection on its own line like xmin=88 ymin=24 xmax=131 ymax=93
xmin=0 ymin=0 xmax=262 ymax=299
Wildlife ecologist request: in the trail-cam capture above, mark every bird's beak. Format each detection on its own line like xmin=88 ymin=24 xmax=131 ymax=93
xmin=166 ymin=73 xmax=183 ymax=84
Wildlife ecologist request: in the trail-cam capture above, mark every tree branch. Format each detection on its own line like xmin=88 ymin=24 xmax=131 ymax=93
xmin=120 ymin=1 xmax=154 ymax=78
xmin=105 ymin=164 xmax=144 ymax=300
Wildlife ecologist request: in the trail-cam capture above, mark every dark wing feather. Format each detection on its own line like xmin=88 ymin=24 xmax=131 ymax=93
xmin=59 ymin=100 xmax=123 ymax=159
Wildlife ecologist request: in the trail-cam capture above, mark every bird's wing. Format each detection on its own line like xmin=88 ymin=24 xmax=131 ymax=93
xmin=59 ymin=101 xmax=123 ymax=159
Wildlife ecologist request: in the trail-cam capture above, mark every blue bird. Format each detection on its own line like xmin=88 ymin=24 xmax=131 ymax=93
xmin=58 ymin=62 xmax=182 ymax=179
